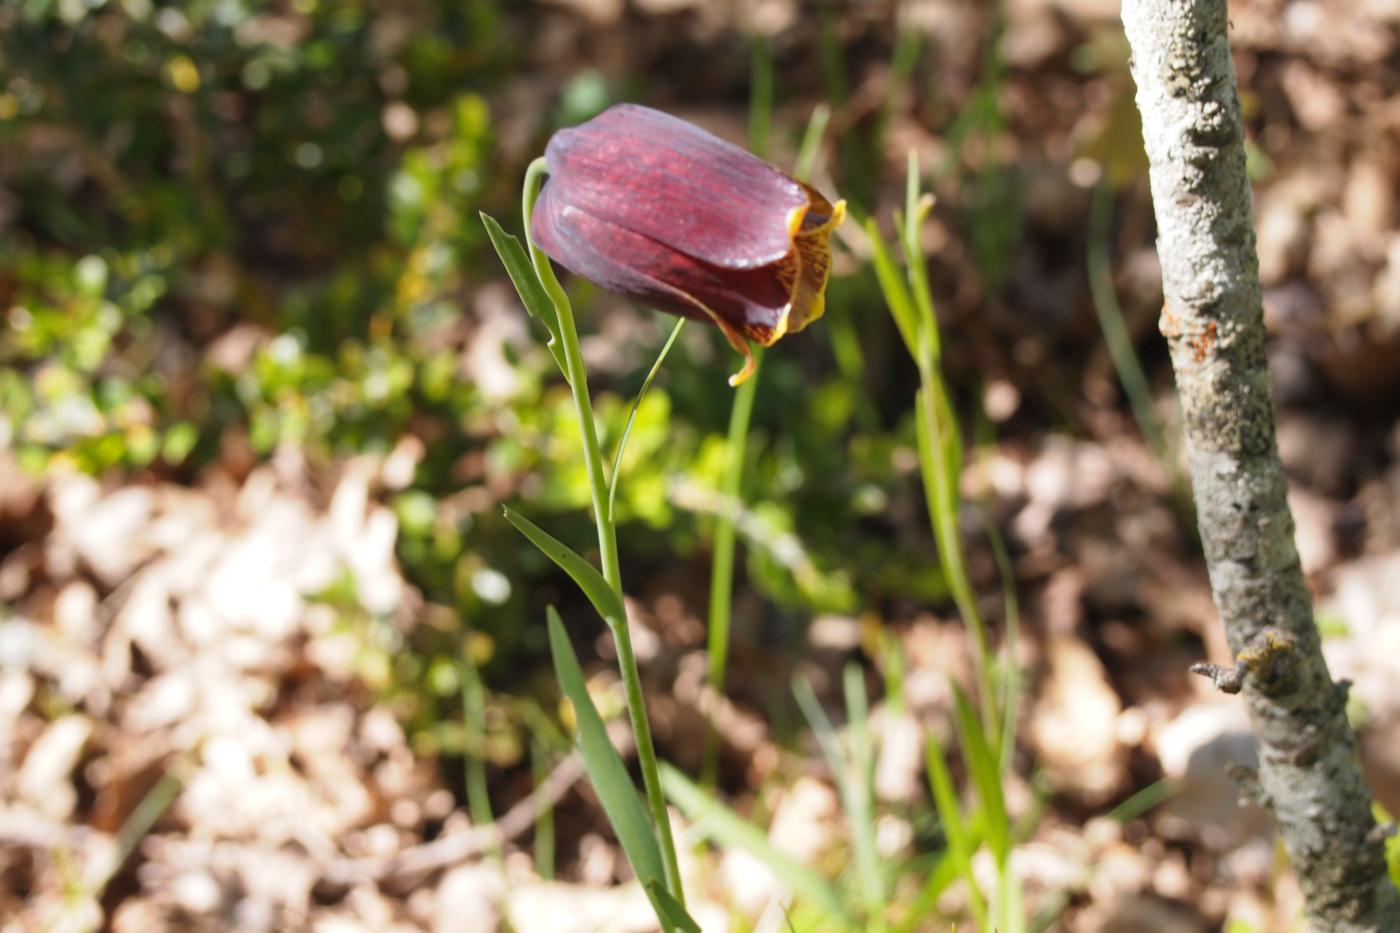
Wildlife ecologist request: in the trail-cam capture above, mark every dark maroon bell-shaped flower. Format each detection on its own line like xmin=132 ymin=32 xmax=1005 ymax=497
xmin=530 ymin=103 xmax=846 ymax=385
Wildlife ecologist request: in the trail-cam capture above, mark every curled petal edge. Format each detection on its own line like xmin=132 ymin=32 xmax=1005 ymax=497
xmin=771 ymin=192 xmax=846 ymax=343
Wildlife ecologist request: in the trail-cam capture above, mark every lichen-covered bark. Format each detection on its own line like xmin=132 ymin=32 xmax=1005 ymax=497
xmin=1122 ymin=2 xmax=1400 ymax=929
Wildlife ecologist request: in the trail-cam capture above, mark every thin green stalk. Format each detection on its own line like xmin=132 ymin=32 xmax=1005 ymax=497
xmin=793 ymin=104 xmax=830 ymax=182
xmin=913 ymin=374 xmax=994 ymax=731
xmin=522 ymin=158 xmax=684 ymax=906
xmin=93 ymin=769 xmax=182 ymax=899
xmin=901 ymin=156 xmax=940 ymax=361
xmin=703 ymin=348 xmax=762 ymax=785
xmin=702 ymin=40 xmax=780 ymax=785
xmin=1087 ymin=182 xmax=1166 ymax=459
xmin=1106 ymin=778 xmax=1177 ymax=824
xmin=460 ymin=645 xmax=498 ymax=858
xmin=983 ymin=514 xmax=1021 ymax=775
xmin=531 ymin=736 xmax=556 ymax=880
xmin=843 ymin=665 xmax=886 ymax=926
xmin=1086 ymin=182 xmax=1194 ymax=525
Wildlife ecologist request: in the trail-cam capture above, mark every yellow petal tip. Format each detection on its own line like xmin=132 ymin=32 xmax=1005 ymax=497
xmin=728 ymin=353 xmax=757 ymax=387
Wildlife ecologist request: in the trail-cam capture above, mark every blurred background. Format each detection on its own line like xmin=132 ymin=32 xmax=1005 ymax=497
xmin=4 ymin=0 xmax=1400 ymax=929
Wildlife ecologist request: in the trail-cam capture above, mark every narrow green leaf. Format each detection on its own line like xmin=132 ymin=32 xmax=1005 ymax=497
xmin=924 ymin=730 xmax=988 ymax=930
xmin=791 ymin=677 xmax=845 ymax=780
xmin=867 ymin=218 xmax=922 ymax=363
xmin=983 ymin=515 xmax=1023 ymax=776
xmin=1026 ymin=889 xmax=1072 ymax=933
xmin=841 ymin=664 xmax=885 ymax=913
xmin=547 ymin=609 xmax=666 ymax=894
xmin=96 ymin=769 xmax=182 ymax=899
xmin=899 ymin=153 xmax=940 ymax=358
xmin=530 ymin=737 xmax=555 ymax=880
xmin=503 ymin=506 xmax=624 ymax=626
xmin=793 ymin=676 xmax=885 ymax=925
xmin=924 ymin=734 xmax=967 ymax=854
xmin=660 ymin=764 xmax=849 ymax=921
xmin=914 ymin=387 xmax=955 ymax=588
xmin=1385 ymin=814 xmax=1400 ymax=891
xmin=930 ymin=375 xmax=964 ymax=491
xmin=459 ymin=647 xmax=496 ymax=856
xmin=879 ymin=633 xmax=904 ymax=717
xmin=844 ymin=664 xmax=872 ymax=775
xmin=904 ymin=150 xmax=921 ymax=240
xmin=647 ymin=881 xmax=702 ymax=933
xmin=794 ymin=103 xmax=831 ymax=182
xmin=915 ymin=381 xmax=997 ymax=739
xmin=1106 ymin=778 xmax=1177 ymax=824
xmin=952 ymin=684 xmax=1009 ymax=862
xmin=481 ymin=211 xmax=569 ymax=377
xmin=1087 ymin=182 xmax=1167 ymax=461
xmin=609 ymin=317 xmax=685 ymax=515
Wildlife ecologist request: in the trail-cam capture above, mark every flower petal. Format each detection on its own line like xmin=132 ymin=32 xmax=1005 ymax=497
xmin=533 ymin=185 xmax=804 ymax=384
xmin=784 ymin=194 xmax=846 ymax=334
xmin=543 ymin=103 xmax=810 ymax=270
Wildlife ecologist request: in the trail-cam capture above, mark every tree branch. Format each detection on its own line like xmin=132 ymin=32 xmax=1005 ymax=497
xmin=1121 ymin=2 xmax=1400 ymax=929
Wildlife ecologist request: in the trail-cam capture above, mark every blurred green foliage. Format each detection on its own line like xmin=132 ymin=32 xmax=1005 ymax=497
xmin=2 ymin=0 xmax=504 ymax=470
xmin=2 ymin=0 xmax=532 ymax=741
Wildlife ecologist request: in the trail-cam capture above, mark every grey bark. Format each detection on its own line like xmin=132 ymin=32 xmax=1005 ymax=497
xmin=1121 ymin=2 xmax=1400 ymax=930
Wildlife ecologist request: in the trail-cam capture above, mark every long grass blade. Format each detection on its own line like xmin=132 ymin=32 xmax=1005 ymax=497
xmin=867 ymin=218 xmax=921 ymax=362
xmin=648 ymin=882 xmax=702 ymax=933
xmin=1086 ymin=182 xmax=1165 ymax=459
xmin=1106 ymin=778 xmax=1177 ymax=824
xmin=91 ymin=769 xmax=182 ymax=900
xmin=951 ymin=683 xmax=1009 ymax=863
xmin=914 ymin=386 xmax=995 ymax=732
xmin=531 ymin=736 xmax=555 ymax=880
xmin=791 ymin=677 xmax=845 ymax=778
xmin=660 ymin=763 xmax=848 ymax=921
xmin=547 ymin=608 xmax=676 ymax=930
xmin=794 ymin=104 xmax=831 ymax=182
xmin=842 ymin=664 xmax=885 ymax=916
xmin=899 ymin=153 xmax=939 ymax=359
xmin=953 ymin=680 xmax=1023 ymax=931
xmin=460 ymin=644 xmax=497 ymax=858
xmin=924 ymin=732 xmax=988 ymax=930
xmin=983 ymin=515 xmax=1022 ymax=775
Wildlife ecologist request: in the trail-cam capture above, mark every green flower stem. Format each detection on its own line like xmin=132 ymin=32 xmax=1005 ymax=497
xmin=460 ymin=645 xmax=498 ymax=860
xmin=522 ymin=158 xmax=685 ymax=906
xmin=702 ymin=347 xmax=762 ymax=785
